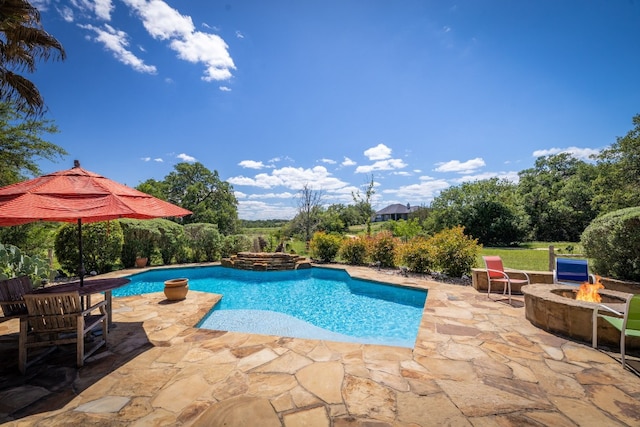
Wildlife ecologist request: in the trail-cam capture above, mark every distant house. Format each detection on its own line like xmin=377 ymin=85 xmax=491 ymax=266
xmin=373 ymin=203 xmax=419 ymax=222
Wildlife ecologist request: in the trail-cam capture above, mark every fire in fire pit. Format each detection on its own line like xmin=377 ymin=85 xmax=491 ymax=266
xmin=575 ymin=275 xmax=605 ymax=303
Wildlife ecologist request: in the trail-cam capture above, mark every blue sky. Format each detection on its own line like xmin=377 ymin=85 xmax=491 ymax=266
xmin=29 ymin=0 xmax=640 ymax=220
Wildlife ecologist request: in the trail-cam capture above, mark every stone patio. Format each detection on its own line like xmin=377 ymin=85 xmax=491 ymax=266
xmin=1 ymin=265 xmax=640 ymax=426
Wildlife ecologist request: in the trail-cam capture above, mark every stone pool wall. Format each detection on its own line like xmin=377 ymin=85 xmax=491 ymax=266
xmin=221 ymin=252 xmax=312 ymax=271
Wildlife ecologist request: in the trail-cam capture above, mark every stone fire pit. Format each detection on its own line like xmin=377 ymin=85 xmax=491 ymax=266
xmin=521 ymin=283 xmax=640 ymax=351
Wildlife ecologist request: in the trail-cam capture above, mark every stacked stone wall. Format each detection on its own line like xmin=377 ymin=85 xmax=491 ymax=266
xmin=221 ymin=252 xmax=312 ymax=271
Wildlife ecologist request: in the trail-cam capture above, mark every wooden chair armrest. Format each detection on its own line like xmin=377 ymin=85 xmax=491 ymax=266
xmin=82 ymin=299 xmax=107 ymax=316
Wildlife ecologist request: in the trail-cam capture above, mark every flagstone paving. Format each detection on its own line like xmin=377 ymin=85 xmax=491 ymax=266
xmin=1 ymin=265 xmax=639 ymax=426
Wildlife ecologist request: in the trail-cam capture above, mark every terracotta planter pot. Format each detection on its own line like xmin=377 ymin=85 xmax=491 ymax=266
xmin=164 ymin=278 xmax=189 ymax=301
xmin=135 ymin=257 xmax=148 ymax=268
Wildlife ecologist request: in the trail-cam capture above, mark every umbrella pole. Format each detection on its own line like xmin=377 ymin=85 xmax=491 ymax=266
xmin=78 ymin=219 xmax=85 ymax=287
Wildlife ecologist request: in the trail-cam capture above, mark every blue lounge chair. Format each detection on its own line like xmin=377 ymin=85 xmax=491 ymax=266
xmin=553 ymin=258 xmax=595 ymax=285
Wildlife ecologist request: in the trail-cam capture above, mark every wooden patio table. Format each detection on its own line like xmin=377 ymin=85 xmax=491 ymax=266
xmin=34 ymin=277 xmax=130 ymax=328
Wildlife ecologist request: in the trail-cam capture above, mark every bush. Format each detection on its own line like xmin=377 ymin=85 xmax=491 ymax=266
xmin=582 ymin=207 xmax=640 ymax=281
xmin=339 ymin=236 xmax=369 ymax=265
xmin=184 ymin=223 xmax=222 ymax=262
xmin=428 ymin=226 xmax=480 ymax=277
xmin=368 ymin=231 xmax=398 ymax=268
xmin=119 ymin=219 xmax=161 ymax=268
xmin=221 ymin=234 xmax=252 ymax=258
xmin=309 ymin=232 xmax=343 ymax=262
xmin=396 ymin=237 xmax=434 ymax=273
xmin=55 ymin=221 xmax=124 ymax=275
xmin=156 ymin=219 xmax=186 ymax=265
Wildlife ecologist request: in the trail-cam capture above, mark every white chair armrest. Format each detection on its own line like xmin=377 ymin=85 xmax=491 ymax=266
xmin=504 ymin=269 xmax=530 ymax=282
xmin=595 ymin=304 xmax=623 ymax=317
xmin=486 ymin=268 xmax=509 ymax=280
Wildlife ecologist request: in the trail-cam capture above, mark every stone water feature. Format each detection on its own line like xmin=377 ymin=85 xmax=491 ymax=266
xmin=221 ymin=252 xmax=312 ymax=271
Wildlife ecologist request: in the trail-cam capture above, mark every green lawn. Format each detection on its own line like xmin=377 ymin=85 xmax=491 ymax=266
xmin=479 ymin=242 xmax=584 ymax=272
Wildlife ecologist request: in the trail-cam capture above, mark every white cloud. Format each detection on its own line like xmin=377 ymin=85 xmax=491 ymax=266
xmin=364 ymin=143 xmax=392 ymax=160
xmin=219 ymin=86 xmax=232 ymax=91
xmin=532 ymin=146 xmax=600 ymax=161
xmin=94 ymin=0 xmax=114 ymax=20
xmin=452 ymin=171 xmax=520 ymax=184
xmin=142 ymin=156 xmax=163 ymax=162
xmin=123 ymin=0 xmax=194 ymax=39
xmin=342 ymin=157 xmax=356 ymax=166
xmin=236 ymin=31 xmax=245 ymax=39
xmin=80 ymin=24 xmax=158 ymax=74
xmin=170 ymin=32 xmax=235 ymax=81
xmin=238 ymin=200 xmax=297 ymax=220
xmin=60 ymin=6 xmax=74 ymax=22
xmin=320 ymin=158 xmax=336 ymax=164
xmin=355 ymin=158 xmax=407 ymax=174
xmin=177 ymin=153 xmax=196 ymax=162
xmin=69 ymin=0 xmax=236 ymax=81
xmin=239 ymin=160 xmax=267 ymax=169
xmin=383 ymin=178 xmax=451 ymax=202
xmin=228 ymin=166 xmax=348 ymax=192
xmin=434 ymin=157 xmax=485 ymax=174
xmin=248 ymin=192 xmax=296 ymax=199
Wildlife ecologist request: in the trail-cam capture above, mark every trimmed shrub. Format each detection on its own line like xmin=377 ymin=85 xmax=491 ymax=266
xmin=309 ymin=231 xmax=343 ymax=262
xmin=339 ymin=236 xmax=369 ymax=265
xmin=155 ymin=219 xmax=186 ymax=265
xmin=396 ymin=237 xmax=434 ymax=273
xmin=184 ymin=223 xmax=223 ymax=262
xmin=55 ymin=221 xmax=123 ymax=275
xmin=428 ymin=226 xmax=480 ymax=277
xmin=368 ymin=231 xmax=398 ymax=268
xmin=119 ymin=219 xmax=161 ymax=268
xmin=221 ymin=234 xmax=252 ymax=258
xmin=582 ymin=207 xmax=640 ymax=281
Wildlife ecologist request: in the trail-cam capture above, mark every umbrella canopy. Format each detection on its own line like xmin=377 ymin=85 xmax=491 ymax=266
xmin=0 ymin=161 xmax=192 ymax=284
xmin=0 ymin=161 xmax=191 ymax=225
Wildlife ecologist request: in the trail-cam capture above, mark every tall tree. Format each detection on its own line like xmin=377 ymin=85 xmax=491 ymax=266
xmin=518 ymin=153 xmax=597 ymax=241
xmin=351 ymin=174 xmax=375 ymax=236
xmin=591 ymin=114 xmax=640 ymax=213
xmin=426 ymin=178 xmax=527 ymax=245
xmin=159 ymin=162 xmax=239 ymax=235
xmin=0 ymin=0 xmax=65 ymax=115
xmin=0 ymin=100 xmax=66 ymax=186
xmin=296 ymin=183 xmax=323 ymax=243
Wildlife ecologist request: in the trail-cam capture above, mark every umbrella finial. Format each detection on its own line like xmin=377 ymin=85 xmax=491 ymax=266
xmin=74 ymin=160 xmax=80 ymax=168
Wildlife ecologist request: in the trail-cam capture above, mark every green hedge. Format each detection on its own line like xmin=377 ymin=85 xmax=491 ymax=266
xmin=582 ymin=207 xmax=640 ymax=281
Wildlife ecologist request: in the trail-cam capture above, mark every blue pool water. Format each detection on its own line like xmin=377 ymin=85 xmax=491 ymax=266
xmin=117 ymin=266 xmax=427 ymax=347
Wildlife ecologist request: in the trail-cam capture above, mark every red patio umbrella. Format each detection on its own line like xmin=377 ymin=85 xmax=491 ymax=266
xmin=0 ymin=160 xmax=192 ymax=285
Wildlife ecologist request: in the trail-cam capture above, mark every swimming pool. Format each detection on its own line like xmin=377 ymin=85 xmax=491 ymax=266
xmin=118 ymin=266 xmax=427 ymax=347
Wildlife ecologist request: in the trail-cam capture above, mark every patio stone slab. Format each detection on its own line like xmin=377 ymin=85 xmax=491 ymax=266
xmin=0 ymin=264 xmax=639 ymax=426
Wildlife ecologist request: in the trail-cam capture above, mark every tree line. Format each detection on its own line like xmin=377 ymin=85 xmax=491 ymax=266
xmin=287 ymin=115 xmax=640 ymax=247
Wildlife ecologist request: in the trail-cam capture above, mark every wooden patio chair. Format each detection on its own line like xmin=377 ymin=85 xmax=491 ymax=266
xmin=0 ymin=275 xmax=34 ymax=323
xmin=18 ymin=291 xmax=108 ymax=374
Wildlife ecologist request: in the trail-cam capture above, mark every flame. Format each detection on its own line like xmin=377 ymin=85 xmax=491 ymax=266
xmin=575 ymin=275 xmax=604 ymax=303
